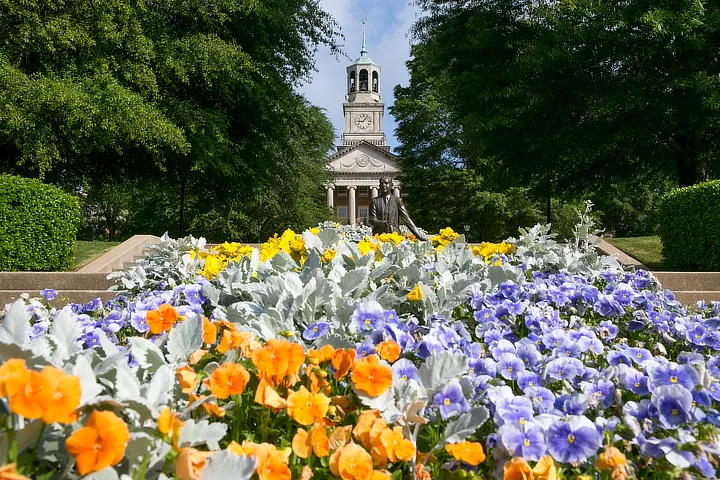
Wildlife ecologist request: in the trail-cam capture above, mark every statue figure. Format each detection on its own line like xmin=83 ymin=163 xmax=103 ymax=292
xmin=368 ymin=177 xmax=427 ymax=241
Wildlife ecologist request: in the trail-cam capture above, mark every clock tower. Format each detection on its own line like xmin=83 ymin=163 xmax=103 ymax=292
xmin=325 ymin=22 xmax=402 ymax=226
xmin=341 ymin=23 xmax=387 ymax=148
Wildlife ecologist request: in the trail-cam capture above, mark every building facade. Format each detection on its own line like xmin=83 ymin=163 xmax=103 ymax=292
xmin=325 ymin=27 xmax=402 ymax=225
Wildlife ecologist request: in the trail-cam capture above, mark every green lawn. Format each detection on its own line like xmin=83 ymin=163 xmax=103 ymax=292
xmin=605 ymin=236 xmax=664 ymax=270
xmin=73 ymin=241 xmax=122 ymax=270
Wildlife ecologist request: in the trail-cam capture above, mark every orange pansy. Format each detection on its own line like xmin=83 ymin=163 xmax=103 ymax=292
xmin=176 ymin=448 xmax=215 ymax=480
xmin=445 ymin=441 xmax=486 ymax=466
xmin=177 ymin=365 xmax=199 ymax=394
xmin=65 ymin=410 xmax=130 ymax=475
xmin=39 ymin=366 xmax=81 ymax=424
xmin=252 ymin=339 xmax=305 ymax=385
xmin=371 ymin=471 xmax=392 ymax=480
xmin=379 ymin=426 xmax=415 ymax=462
xmin=0 ymin=358 xmax=29 ymax=398
xmin=202 ymin=317 xmax=217 ymax=345
xmin=595 ymin=446 xmax=628 ymax=470
xmin=254 ymin=378 xmax=287 ymax=411
xmin=292 ymin=426 xmax=330 ymax=458
xmin=367 ymin=417 xmax=389 ymax=467
xmin=9 ymin=370 xmax=51 ymax=419
xmin=146 ymin=304 xmax=178 ymax=335
xmin=229 ymin=441 xmax=291 ymax=480
xmin=0 ymin=463 xmax=31 ymax=480
xmin=353 ymin=409 xmax=381 ymax=450
xmin=287 ymin=386 xmax=330 ymax=426
xmin=503 ymin=457 xmax=534 ymax=480
xmin=331 ymin=348 xmax=356 ymax=380
xmin=189 ymin=394 xmax=225 ymax=418
xmin=188 ymin=349 xmax=208 ymax=365
xmin=329 ymin=425 xmax=353 ymax=450
xmin=532 ymin=455 xmax=557 ymax=480
xmin=308 ymin=345 xmax=335 ymax=364
xmin=351 ymin=355 xmax=393 ymax=397
xmin=206 ymin=363 xmax=250 ymax=400
xmin=375 ymin=340 xmax=401 ymax=363
xmin=332 ymin=443 xmax=374 ymax=480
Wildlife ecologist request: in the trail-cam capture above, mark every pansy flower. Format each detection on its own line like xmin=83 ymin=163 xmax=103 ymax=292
xmin=432 ymin=380 xmax=468 ymax=419
xmin=303 ymin=321 xmax=330 ymax=341
xmin=546 ymin=415 xmax=602 ymax=463
xmin=499 ymin=423 xmax=547 ymax=461
xmin=651 ymin=384 xmax=693 ymax=429
xmin=350 ymin=301 xmax=385 ymax=333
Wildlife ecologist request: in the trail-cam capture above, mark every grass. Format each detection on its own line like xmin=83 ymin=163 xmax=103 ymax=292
xmin=72 ymin=240 xmax=122 ymax=270
xmin=605 ymin=236 xmax=664 ymax=270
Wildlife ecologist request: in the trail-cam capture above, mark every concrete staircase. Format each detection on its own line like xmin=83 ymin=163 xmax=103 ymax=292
xmin=0 ymin=235 xmax=161 ymax=306
xmin=594 ymin=237 xmax=720 ymax=306
xmin=652 ymin=272 xmax=720 ymax=306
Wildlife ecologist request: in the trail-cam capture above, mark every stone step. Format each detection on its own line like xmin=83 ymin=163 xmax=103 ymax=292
xmin=78 ymin=235 xmax=161 ymax=274
xmin=652 ymin=272 xmax=720 ymax=293
xmin=0 ymin=272 xmax=113 ymax=291
xmin=0 ymin=290 xmax=115 ymax=307
xmin=673 ymin=291 xmax=720 ymax=306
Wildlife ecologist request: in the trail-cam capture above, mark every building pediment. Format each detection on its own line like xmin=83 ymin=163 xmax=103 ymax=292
xmin=328 ymin=142 xmax=399 ymax=175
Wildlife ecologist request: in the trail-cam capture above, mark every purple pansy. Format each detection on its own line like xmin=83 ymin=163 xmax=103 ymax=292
xmin=546 ymin=415 xmax=602 ymax=463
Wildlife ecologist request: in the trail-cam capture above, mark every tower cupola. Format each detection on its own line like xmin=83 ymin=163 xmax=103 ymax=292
xmin=346 ymin=21 xmax=382 ymax=104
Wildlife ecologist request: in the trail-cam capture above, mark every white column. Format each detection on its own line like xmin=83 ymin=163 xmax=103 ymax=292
xmin=348 ymin=186 xmax=356 ymax=225
xmin=393 ymin=187 xmax=400 ymax=197
xmin=326 ymin=186 xmax=334 ymax=208
xmin=370 ymin=186 xmax=378 ymax=198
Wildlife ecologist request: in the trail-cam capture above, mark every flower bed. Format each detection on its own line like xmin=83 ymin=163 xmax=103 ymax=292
xmin=1 ymin=211 xmax=719 ymax=480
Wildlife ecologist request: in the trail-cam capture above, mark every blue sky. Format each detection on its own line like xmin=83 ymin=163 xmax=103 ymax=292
xmin=298 ymin=0 xmax=420 ymax=151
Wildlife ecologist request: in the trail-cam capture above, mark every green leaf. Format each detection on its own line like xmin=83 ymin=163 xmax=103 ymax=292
xmin=417 ymin=352 xmax=469 ymax=393
xmin=200 ymin=450 xmax=256 ymax=480
xmin=166 ymin=314 xmax=203 ymax=364
xmin=444 ymin=406 xmax=490 ymax=443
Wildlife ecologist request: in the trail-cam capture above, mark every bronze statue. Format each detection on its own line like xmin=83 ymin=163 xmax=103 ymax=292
xmin=368 ymin=178 xmax=427 ymax=241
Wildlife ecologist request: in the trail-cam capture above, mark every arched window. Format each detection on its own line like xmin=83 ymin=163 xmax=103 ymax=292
xmin=359 ymin=69 xmax=368 ymax=91
xmin=372 ymin=71 xmax=379 ymax=93
xmin=349 ymin=71 xmax=356 ymax=92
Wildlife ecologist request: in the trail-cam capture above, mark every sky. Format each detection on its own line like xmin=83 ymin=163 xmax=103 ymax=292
xmin=298 ymin=0 xmax=420 ymax=151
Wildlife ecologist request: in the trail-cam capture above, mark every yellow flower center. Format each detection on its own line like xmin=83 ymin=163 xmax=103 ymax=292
xmin=519 ymin=418 xmax=525 ymax=425
xmin=558 ymin=370 xmax=564 ymax=376
xmin=402 ymin=375 xmax=407 ymax=381
xmin=670 ymin=376 xmax=678 ymax=383
xmin=365 ymin=318 xmax=371 ymax=325
xmin=507 ymin=367 xmax=513 ymax=373
xmin=313 ymin=327 xmax=318 ymax=332
xmin=672 ymin=409 xmax=679 ymax=416
xmin=567 ymin=434 xmax=575 ymax=444
xmin=444 ymin=398 xmax=451 ymax=406
xmin=524 ymin=439 xmax=531 ymax=447
xmin=634 ymin=383 xmax=640 ymax=388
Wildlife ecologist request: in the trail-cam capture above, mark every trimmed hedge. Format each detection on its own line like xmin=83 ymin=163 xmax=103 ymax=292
xmin=0 ymin=175 xmax=80 ymax=271
xmin=658 ymin=179 xmax=720 ymax=271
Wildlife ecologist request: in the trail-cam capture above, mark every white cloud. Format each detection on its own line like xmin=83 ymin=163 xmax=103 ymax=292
xmin=298 ymin=0 xmax=419 ymax=150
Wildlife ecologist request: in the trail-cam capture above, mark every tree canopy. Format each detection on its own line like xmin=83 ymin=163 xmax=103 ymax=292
xmin=0 ymin=0 xmax=340 ymax=240
xmin=393 ymin=0 xmax=720 ymax=237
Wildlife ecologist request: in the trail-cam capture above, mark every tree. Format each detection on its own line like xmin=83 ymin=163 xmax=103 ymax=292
xmin=0 ymin=0 xmax=340 ymax=240
xmin=393 ymin=0 xmax=720 ymax=235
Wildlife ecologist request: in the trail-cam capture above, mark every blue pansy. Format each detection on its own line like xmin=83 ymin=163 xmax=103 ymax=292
xmin=303 ymin=321 xmax=330 ymax=341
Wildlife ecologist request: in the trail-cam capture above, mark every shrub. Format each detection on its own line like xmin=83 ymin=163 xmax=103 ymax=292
xmin=0 ymin=175 xmax=80 ymax=271
xmin=659 ymin=179 xmax=720 ymax=270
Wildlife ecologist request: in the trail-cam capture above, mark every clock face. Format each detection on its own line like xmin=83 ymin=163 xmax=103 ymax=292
xmin=354 ymin=113 xmax=372 ymax=130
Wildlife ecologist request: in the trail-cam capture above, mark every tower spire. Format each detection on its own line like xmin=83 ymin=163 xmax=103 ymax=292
xmin=361 ymin=17 xmax=367 ymax=55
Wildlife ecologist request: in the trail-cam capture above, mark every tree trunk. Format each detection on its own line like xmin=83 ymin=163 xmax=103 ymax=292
xmin=676 ymin=150 xmax=700 ymax=188
xmin=179 ymin=175 xmax=187 ymax=237
xmin=546 ymin=181 xmax=552 ymax=225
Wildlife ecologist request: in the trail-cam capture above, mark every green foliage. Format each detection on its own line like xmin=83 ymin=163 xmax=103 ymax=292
xmin=394 ymin=0 xmax=720 ymax=239
xmin=0 ymin=175 xmax=80 ymax=271
xmin=659 ymin=180 xmax=720 ymax=270
xmin=0 ymin=0 xmax=340 ymax=241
